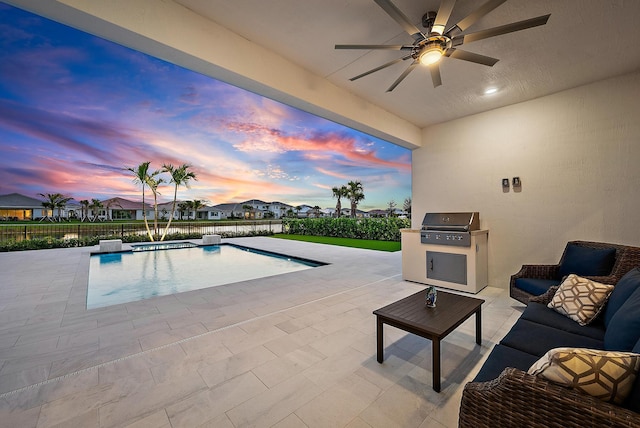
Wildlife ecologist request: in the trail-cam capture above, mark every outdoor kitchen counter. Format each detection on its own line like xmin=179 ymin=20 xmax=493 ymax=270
xmin=401 ymin=229 xmax=488 ymax=294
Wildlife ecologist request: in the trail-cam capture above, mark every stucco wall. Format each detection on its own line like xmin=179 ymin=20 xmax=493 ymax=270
xmin=413 ymin=71 xmax=640 ymax=289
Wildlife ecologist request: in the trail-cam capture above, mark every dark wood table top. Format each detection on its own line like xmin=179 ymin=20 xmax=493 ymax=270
xmin=373 ymin=289 xmax=485 ymax=339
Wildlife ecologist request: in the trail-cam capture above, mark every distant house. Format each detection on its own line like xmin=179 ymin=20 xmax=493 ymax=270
xmin=211 ymin=203 xmax=245 ymax=219
xmin=0 ymin=193 xmax=48 ymax=220
xmin=156 ymin=201 xmax=186 ymax=220
xmin=321 ymin=207 xmax=335 ymax=217
xmin=101 ymin=197 xmax=152 ymax=221
xmin=368 ymin=209 xmax=388 ymax=218
xmin=239 ymin=199 xmax=269 ymax=219
xmin=295 ymin=204 xmax=312 ymax=217
xmin=343 ymin=208 xmax=369 ymax=218
xmin=206 ymin=200 xmax=293 ymax=219
xmin=366 ymin=209 xmax=406 ymax=218
xmin=268 ymin=201 xmax=292 ymax=219
xmin=198 ymin=206 xmax=227 ymax=220
xmin=64 ymin=200 xmax=82 ymax=219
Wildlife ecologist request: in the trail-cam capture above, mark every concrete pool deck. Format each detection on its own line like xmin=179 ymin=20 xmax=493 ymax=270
xmin=0 ymin=237 xmax=524 ymax=427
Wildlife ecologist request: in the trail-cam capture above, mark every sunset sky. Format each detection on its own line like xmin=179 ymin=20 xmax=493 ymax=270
xmin=0 ymin=3 xmax=411 ymax=210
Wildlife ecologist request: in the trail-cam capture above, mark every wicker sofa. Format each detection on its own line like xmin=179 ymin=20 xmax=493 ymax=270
xmin=510 ymin=240 xmax=640 ymax=304
xmin=460 ymin=260 xmax=640 ymax=427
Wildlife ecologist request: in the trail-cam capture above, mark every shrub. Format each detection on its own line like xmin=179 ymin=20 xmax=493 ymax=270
xmin=281 ymin=217 xmax=410 ymax=241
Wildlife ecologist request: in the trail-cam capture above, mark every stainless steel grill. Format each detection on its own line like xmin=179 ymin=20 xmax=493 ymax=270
xmin=420 ymin=212 xmax=479 ymax=247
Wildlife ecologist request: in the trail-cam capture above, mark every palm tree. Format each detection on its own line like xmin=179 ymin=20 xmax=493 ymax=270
xmin=38 ymin=195 xmax=54 ymax=222
xmin=56 ymin=195 xmax=72 ymax=221
xmin=160 ymin=163 xmax=197 ymax=241
xmin=146 ymin=172 xmax=164 ymax=240
xmin=331 ymin=185 xmax=348 ymax=218
xmin=387 ymin=200 xmax=397 ymax=217
xmin=103 ymin=199 xmax=121 ymax=221
xmin=191 ymin=199 xmax=205 ymax=220
xmin=126 ymin=162 xmax=154 ymax=241
xmin=178 ymin=201 xmax=190 ymax=220
xmin=88 ymin=199 xmax=103 ymax=222
xmin=312 ymin=205 xmax=321 ymax=218
xmin=346 ymin=180 xmax=365 ymax=218
xmin=403 ymin=197 xmax=412 ymax=218
xmin=38 ymin=193 xmax=72 ymax=222
xmin=79 ymin=200 xmax=90 ymax=222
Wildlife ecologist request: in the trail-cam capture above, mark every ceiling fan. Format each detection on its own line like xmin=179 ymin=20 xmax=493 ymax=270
xmin=335 ymin=0 xmax=550 ymax=92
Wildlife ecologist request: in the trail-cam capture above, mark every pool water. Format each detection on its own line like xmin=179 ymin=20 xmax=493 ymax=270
xmin=87 ymin=243 xmax=323 ymax=309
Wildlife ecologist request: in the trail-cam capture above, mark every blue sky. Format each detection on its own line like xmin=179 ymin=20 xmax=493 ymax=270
xmin=0 ymin=3 xmax=411 ymax=210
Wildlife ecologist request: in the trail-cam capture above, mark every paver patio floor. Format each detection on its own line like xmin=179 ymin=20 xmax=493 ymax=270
xmin=0 ymin=237 xmax=523 ymax=427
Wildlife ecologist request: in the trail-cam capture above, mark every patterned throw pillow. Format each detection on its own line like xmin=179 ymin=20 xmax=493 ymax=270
xmin=528 ymin=347 xmax=640 ymax=403
xmin=547 ymin=274 xmax=614 ymax=325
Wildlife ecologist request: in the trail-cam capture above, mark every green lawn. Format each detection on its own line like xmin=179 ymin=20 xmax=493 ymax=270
xmin=271 ymin=234 xmax=401 ymax=252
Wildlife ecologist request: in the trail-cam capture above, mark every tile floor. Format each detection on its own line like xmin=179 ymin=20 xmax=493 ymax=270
xmin=0 ymin=237 xmax=524 ymax=427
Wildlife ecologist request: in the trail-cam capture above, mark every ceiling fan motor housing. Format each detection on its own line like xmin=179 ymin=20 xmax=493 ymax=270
xmin=422 ymin=11 xmax=437 ymax=33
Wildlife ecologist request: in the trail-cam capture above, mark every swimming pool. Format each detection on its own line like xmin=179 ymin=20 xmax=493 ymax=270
xmin=87 ymin=243 xmax=324 ymax=309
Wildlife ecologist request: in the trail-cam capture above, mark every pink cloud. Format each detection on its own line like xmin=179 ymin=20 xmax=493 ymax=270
xmin=315 ymin=167 xmax=350 ymax=180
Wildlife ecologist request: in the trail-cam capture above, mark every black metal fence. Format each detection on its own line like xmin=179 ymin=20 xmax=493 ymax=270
xmin=0 ymin=220 xmax=283 ymax=242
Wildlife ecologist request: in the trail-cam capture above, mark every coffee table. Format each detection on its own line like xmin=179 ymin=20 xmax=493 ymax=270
xmin=373 ymin=289 xmax=484 ymax=392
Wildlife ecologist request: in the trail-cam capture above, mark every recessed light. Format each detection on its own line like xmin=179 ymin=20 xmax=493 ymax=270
xmin=484 ymin=87 xmax=498 ymax=95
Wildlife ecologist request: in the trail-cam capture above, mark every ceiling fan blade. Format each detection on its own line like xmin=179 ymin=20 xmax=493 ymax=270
xmin=350 ymin=55 xmax=412 ymax=81
xmin=429 ymin=64 xmax=442 ymax=87
xmin=449 ymin=0 xmax=507 ymax=33
xmin=374 ymin=0 xmax=425 ymax=41
xmin=386 ymin=60 xmax=418 ymax=92
xmin=431 ymin=0 xmax=456 ymax=35
xmin=335 ymin=44 xmax=413 ymax=50
xmin=452 ymin=14 xmax=550 ymax=45
xmin=448 ymin=48 xmax=499 ymax=66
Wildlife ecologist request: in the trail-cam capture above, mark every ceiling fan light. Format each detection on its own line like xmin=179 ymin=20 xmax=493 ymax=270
xmin=419 ymin=47 xmax=443 ymax=66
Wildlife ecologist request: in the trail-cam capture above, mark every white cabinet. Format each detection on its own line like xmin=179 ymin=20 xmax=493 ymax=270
xmin=401 ymin=229 xmax=488 ymax=294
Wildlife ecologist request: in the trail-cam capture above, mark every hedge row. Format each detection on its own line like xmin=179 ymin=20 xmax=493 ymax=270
xmin=281 ymin=217 xmax=410 ymax=241
xmin=0 ymin=230 xmax=274 ymax=252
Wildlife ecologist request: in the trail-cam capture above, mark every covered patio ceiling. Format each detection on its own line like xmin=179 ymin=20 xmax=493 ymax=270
xmin=6 ymin=0 xmax=640 ymax=149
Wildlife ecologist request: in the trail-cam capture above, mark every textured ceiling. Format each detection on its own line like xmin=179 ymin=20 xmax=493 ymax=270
xmin=175 ymin=0 xmax=640 ymax=128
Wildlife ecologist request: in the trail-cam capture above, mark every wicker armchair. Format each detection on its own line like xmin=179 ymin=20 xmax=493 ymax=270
xmin=459 ymin=368 xmax=640 ymax=428
xmin=509 ymin=240 xmax=640 ymax=304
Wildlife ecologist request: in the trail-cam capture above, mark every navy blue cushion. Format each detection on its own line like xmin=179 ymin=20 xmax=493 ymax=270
xmin=623 ymin=337 xmax=640 ymax=412
xmin=500 ymin=319 xmax=604 ymax=357
xmin=604 ymin=287 xmax=640 ymax=351
xmin=520 ymin=302 xmax=606 ymax=341
xmin=514 ymin=278 xmax=559 ymax=296
xmin=473 ymin=344 xmax=539 ymax=382
xmin=558 ymin=244 xmax=616 ymax=278
xmin=604 ymin=267 xmax=640 ymax=328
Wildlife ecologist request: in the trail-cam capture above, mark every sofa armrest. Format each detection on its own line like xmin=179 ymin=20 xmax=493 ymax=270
xmin=459 ymin=367 xmax=640 ymax=428
xmin=511 ymin=264 xmax=560 ymax=281
xmin=510 ymin=264 xmax=560 ymax=304
xmin=528 ymin=285 xmax=559 ymax=305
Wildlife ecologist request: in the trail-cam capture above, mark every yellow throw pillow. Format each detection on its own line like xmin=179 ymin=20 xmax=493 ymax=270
xmin=547 ymin=274 xmax=614 ymax=325
xmin=528 ymin=347 xmax=640 ymax=404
